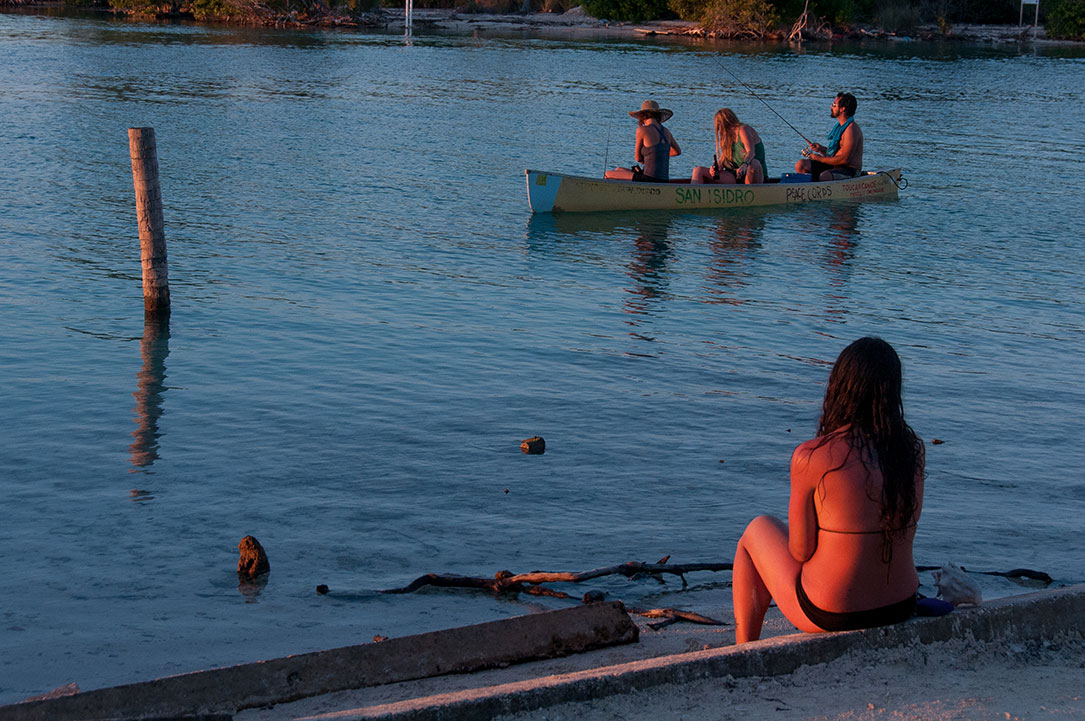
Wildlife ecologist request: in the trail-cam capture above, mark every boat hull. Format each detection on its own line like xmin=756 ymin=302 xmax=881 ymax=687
xmin=525 ymin=169 xmax=902 ymax=213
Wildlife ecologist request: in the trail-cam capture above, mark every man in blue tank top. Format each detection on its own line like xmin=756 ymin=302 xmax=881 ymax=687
xmin=605 ymin=100 xmax=682 ymax=182
xmin=795 ymin=92 xmax=864 ymax=181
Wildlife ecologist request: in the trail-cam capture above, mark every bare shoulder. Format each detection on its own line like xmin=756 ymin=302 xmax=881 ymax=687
xmin=792 ymin=432 xmax=853 ymax=474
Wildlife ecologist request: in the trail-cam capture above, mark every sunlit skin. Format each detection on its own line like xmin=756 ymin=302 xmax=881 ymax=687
xmin=796 ymin=95 xmax=864 ymax=180
xmin=691 ymin=110 xmax=765 ymax=185
xmin=605 ymin=115 xmax=681 ymax=181
xmin=732 ymin=427 xmax=924 ymax=644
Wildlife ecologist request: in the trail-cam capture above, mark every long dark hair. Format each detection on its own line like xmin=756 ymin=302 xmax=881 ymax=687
xmin=817 ymin=337 xmax=922 ymax=535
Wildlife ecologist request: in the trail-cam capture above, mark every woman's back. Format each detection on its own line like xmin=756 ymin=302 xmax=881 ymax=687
xmin=794 ymin=432 xmax=923 ymax=612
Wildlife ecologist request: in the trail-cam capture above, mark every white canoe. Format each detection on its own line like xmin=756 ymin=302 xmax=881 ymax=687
xmin=525 ymin=168 xmax=903 ymax=213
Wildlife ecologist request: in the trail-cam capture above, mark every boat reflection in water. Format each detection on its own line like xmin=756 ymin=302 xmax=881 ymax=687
xmin=129 ymin=311 xmax=170 ymax=475
xmin=622 ymin=216 xmax=675 ymax=321
xmin=808 ymin=202 xmax=862 ymax=322
xmin=704 ymin=208 xmax=767 ymax=307
xmin=524 ymin=212 xmax=678 ymax=331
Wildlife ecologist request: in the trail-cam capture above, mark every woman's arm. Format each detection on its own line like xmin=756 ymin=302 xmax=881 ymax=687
xmin=665 ymin=127 xmax=681 ymax=157
xmin=737 ymin=125 xmax=757 ymax=164
xmin=634 ymin=123 xmax=647 ymax=163
xmin=788 ymin=443 xmax=819 ymax=562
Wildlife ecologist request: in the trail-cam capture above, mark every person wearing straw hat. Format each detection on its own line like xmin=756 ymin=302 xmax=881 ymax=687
xmin=605 ymin=100 xmax=681 ymax=182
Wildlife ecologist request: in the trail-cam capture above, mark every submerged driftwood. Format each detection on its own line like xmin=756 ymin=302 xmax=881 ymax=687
xmin=381 ymin=556 xmax=735 ymax=627
xmin=380 ymin=556 xmax=1055 ymax=629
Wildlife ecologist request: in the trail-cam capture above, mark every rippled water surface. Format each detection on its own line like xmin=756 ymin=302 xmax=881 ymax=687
xmin=1 ymin=11 xmax=1083 ymax=702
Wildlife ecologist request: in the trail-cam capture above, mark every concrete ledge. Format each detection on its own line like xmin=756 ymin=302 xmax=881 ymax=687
xmin=0 ymin=602 xmax=637 ymax=721
xmin=308 ymin=584 xmax=1085 ymax=721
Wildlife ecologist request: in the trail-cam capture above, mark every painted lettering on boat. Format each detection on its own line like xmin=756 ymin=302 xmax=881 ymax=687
xmin=842 ymin=179 xmax=886 ymax=198
xmin=675 ymin=187 xmax=753 ymax=206
xmin=785 ymin=185 xmax=833 ymax=202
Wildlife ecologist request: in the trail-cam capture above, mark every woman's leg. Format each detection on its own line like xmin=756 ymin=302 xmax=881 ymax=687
xmin=605 ymin=167 xmax=636 ymax=180
xmin=691 ymin=166 xmax=711 ymax=184
xmin=744 ymin=159 xmax=764 ymax=184
xmin=714 ymin=168 xmax=738 ymax=185
xmin=732 ymin=515 xmax=822 ymax=643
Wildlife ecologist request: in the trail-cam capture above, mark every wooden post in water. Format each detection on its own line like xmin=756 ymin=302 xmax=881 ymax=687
xmin=128 ymin=127 xmax=170 ymax=313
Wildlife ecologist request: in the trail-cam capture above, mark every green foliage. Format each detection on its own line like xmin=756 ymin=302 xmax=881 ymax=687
xmin=108 ymin=0 xmax=171 ymax=13
xmin=761 ymin=0 xmax=873 ymax=25
xmin=455 ymin=0 xmax=522 ymax=12
xmin=874 ymin=0 xmax=919 ymax=32
xmin=189 ymin=0 xmax=235 ymax=18
xmin=1047 ymin=0 xmax=1085 ymax=39
xmin=952 ymin=0 xmax=1016 ymax=24
xmin=699 ymin=0 xmax=778 ymax=34
xmin=817 ymin=0 xmax=873 ymax=24
xmin=582 ymin=0 xmax=673 ymax=22
xmin=667 ymin=0 xmax=700 ymax=19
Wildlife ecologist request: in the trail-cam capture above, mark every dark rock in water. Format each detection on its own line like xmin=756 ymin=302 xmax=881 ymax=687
xmin=238 ymin=535 xmax=270 ymax=578
xmin=373 ymin=634 xmax=389 ymax=642
xmin=583 ymin=590 xmax=606 ymax=604
xmin=520 ymin=436 xmax=545 ymax=454
xmin=316 ymin=584 xmax=330 ymax=595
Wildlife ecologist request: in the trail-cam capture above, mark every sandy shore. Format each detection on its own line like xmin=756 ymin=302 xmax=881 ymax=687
xmin=494 ymin=633 xmax=1085 ymax=721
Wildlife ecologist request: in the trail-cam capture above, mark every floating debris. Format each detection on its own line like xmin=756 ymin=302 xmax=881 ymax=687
xmin=520 ymin=436 xmax=545 ymax=454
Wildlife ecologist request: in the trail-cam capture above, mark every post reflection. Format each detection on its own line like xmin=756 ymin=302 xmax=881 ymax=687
xmin=129 ymin=310 xmax=170 ymax=472
xmin=704 ymin=211 xmax=766 ymax=305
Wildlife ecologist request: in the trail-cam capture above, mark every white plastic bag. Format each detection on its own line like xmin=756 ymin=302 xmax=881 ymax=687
xmin=932 ymin=562 xmax=982 ymax=607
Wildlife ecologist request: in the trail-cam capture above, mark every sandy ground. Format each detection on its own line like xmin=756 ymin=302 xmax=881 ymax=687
xmin=493 ymin=634 xmax=1085 ymax=721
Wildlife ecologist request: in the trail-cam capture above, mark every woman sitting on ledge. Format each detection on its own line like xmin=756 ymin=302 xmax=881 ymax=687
xmin=732 ymin=337 xmax=924 ymax=643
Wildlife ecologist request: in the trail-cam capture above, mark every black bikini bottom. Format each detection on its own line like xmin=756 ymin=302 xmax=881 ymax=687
xmin=796 ymin=576 xmax=915 ymax=632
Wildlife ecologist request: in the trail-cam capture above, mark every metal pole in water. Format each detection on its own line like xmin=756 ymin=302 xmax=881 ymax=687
xmin=128 ymin=127 xmax=170 ymax=314
xmin=404 ymin=0 xmax=413 ymax=38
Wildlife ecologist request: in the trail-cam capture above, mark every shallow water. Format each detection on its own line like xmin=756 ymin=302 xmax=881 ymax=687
xmin=0 ymin=11 xmax=1083 ymax=702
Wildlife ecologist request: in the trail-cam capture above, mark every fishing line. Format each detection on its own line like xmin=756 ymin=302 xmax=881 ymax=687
xmin=602 ymin=116 xmax=613 ymax=175
xmin=706 ymin=53 xmax=814 ymax=148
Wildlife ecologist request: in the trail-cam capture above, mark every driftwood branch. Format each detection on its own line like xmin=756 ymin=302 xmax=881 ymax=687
xmin=381 ymin=559 xmax=734 ymax=596
xmin=629 ymin=607 xmax=727 ymax=630
xmin=379 ymin=557 xmax=733 ymax=628
xmin=916 ymin=566 xmax=1053 ymax=584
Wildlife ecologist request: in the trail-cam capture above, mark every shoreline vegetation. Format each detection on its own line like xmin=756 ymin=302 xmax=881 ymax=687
xmin=2 ymin=0 xmax=1083 ymax=41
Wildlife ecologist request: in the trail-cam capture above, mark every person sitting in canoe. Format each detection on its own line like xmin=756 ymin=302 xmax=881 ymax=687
xmin=796 ymin=92 xmax=864 ymax=181
xmin=690 ymin=108 xmax=766 ymax=185
xmin=604 ymin=100 xmax=681 ymax=182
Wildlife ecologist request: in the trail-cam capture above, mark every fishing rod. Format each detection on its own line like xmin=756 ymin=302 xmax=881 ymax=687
xmin=706 ymin=53 xmax=815 ymax=149
xmin=602 ymin=116 xmax=613 ymax=176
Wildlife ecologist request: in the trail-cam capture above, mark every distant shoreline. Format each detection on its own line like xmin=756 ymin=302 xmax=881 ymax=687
xmin=2 ymin=3 xmax=1077 ymax=45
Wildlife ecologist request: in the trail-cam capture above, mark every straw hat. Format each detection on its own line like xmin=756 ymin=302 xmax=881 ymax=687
xmin=629 ymin=99 xmax=673 ymax=122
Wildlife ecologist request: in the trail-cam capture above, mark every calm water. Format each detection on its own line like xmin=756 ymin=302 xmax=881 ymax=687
xmin=0 ymin=11 xmax=1083 ymax=702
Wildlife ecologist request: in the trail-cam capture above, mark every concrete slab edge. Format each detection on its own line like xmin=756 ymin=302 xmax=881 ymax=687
xmin=334 ymin=583 xmax=1085 ymax=721
xmin=0 ymin=602 xmax=637 ymax=721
